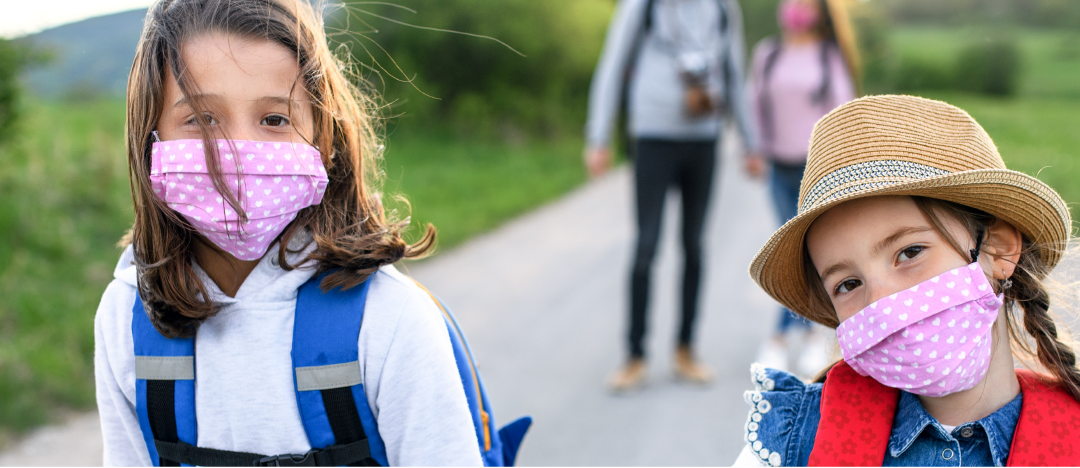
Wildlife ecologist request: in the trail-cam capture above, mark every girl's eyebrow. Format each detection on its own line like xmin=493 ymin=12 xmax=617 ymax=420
xmin=819 ymin=259 xmax=856 ymax=284
xmin=173 ymin=93 xmax=224 ymax=108
xmin=255 ymin=96 xmax=294 ymax=106
xmin=818 ymin=226 xmax=934 ymax=283
xmin=872 ymin=226 xmax=934 ymax=256
xmin=172 ymin=94 xmax=294 ymax=109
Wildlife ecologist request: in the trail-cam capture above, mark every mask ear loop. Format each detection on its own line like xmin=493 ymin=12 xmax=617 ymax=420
xmin=969 ymin=228 xmax=985 ymax=264
xmin=970 ymin=228 xmax=1014 ymax=290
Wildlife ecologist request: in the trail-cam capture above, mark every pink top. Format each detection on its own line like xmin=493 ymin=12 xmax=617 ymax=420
xmin=747 ymin=39 xmax=855 ymax=163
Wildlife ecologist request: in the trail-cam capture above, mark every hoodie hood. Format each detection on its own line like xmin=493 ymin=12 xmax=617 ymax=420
xmin=113 ymin=245 xmax=138 ymax=288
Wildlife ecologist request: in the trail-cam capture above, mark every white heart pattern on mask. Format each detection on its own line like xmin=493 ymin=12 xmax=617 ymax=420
xmin=150 ymin=138 xmax=329 ymax=260
xmin=836 ymin=263 xmax=1003 ymax=397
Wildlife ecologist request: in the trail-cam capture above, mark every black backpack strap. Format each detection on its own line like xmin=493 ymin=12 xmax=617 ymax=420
xmin=133 ymin=292 xmax=198 ymax=467
xmin=758 ymin=37 xmax=783 ymax=145
xmin=153 ymin=439 xmax=374 ymax=466
xmin=812 ymin=40 xmax=837 ymax=105
xmin=145 ymin=380 xmax=182 ymax=466
xmin=642 ymin=0 xmax=659 ymax=31
xmin=320 ymin=387 xmax=380 ymax=466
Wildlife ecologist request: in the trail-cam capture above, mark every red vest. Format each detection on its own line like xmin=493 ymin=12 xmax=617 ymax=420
xmin=808 ymin=361 xmax=1080 ymax=466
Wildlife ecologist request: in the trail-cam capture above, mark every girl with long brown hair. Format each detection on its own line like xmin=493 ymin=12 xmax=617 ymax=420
xmin=94 ymin=0 xmax=481 ymax=465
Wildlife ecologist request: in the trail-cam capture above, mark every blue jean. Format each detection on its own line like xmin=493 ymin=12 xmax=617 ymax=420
xmin=770 ymin=160 xmax=811 ymax=334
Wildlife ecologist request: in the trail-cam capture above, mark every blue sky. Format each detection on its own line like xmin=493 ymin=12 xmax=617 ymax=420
xmin=1 ymin=0 xmax=154 ymax=38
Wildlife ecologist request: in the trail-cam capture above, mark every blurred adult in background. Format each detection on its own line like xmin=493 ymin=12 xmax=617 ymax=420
xmin=585 ymin=0 xmax=759 ymax=392
xmin=745 ymin=0 xmax=859 ymax=376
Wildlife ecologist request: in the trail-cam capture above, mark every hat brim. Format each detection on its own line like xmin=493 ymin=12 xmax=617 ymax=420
xmin=749 ymin=168 xmax=1071 ymax=327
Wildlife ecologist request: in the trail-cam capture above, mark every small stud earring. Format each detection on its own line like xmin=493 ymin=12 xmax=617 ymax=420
xmin=1002 ymin=272 xmax=1013 ymax=290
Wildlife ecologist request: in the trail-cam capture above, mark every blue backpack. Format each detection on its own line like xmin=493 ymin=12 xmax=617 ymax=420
xmin=131 ymin=272 xmax=531 ymax=466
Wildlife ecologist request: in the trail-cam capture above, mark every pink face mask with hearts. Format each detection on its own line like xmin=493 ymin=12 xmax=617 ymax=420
xmin=149 ymin=139 xmax=329 ymax=261
xmin=836 ymin=262 xmax=1004 ymax=396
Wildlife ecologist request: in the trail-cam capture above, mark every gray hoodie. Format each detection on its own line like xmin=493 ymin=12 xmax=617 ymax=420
xmin=586 ymin=0 xmax=759 ymax=150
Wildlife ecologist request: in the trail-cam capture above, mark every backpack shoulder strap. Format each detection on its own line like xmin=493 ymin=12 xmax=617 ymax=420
xmin=411 ymin=281 xmax=497 ymax=457
xmin=132 ymin=292 xmax=197 ymax=467
xmin=808 ymin=361 xmax=899 ymax=466
xmin=293 ymin=273 xmax=387 ymax=466
xmin=411 ymin=280 xmax=533 ymax=467
xmin=1008 ymin=369 xmax=1080 ymax=466
xmin=717 ymin=0 xmax=729 ymax=35
xmin=642 ymin=0 xmax=659 ymax=31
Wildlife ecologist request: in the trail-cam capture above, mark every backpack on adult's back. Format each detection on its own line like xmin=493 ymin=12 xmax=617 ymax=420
xmin=131 ymin=272 xmax=532 ymax=466
xmin=618 ymin=0 xmax=737 ymax=155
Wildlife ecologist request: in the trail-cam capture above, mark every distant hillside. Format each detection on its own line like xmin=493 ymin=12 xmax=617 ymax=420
xmin=18 ymin=8 xmax=147 ymax=98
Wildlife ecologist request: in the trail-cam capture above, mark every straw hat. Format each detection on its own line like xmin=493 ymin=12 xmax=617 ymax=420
xmin=749 ymin=95 xmax=1071 ymax=327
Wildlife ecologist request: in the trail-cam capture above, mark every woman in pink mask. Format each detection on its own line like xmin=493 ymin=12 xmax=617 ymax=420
xmin=747 ymin=0 xmax=860 ymax=377
xmin=733 ymin=95 xmax=1080 ymax=466
xmin=93 ymin=0 xmax=485 ymax=465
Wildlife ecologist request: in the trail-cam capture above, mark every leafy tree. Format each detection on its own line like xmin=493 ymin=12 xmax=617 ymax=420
xmin=0 ymin=38 xmax=26 ymax=143
xmin=330 ymin=0 xmax=613 ymax=139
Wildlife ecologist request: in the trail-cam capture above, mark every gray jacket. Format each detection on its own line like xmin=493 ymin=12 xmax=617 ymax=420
xmin=585 ymin=0 xmax=759 ymax=151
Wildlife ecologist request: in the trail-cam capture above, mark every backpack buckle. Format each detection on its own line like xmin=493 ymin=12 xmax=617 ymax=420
xmin=256 ymin=450 xmax=318 ymax=466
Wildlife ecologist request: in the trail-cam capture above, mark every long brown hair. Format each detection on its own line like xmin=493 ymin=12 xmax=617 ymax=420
xmin=124 ymin=0 xmax=435 ymax=338
xmin=803 ymin=197 xmax=1080 ymax=401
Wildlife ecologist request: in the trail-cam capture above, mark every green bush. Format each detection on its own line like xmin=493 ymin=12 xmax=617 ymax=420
xmin=875 ymin=0 xmax=1080 ymax=29
xmin=0 ymin=99 xmax=130 ymax=432
xmin=331 ymin=0 xmax=612 ymax=139
xmin=955 ymin=36 xmax=1022 ymax=96
xmin=894 ymin=53 xmax=955 ymax=93
xmin=0 ymin=39 xmax=26 ymax=143
xmin=884 ymin=31 xmax=1022 ymax=97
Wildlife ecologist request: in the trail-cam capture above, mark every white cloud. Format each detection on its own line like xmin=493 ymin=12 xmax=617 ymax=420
xmin=0 ymin=0 xmax=155 ymax=38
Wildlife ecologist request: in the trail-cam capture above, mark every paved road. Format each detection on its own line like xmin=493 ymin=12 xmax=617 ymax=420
xmin=0 ymin=132 xmax=782 ymax=466
xmin=408 ymin=134 xmax=779 ymax=465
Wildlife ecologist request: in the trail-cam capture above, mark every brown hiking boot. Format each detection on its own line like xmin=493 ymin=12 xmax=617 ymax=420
xmin=674 ymin=346 xmax=714 ymax=385
xmin=608 ymin=358 xmax=647 ymax=393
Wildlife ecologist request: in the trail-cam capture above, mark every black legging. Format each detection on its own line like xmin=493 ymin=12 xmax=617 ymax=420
xmin=628 ymin=138 xmax=717 ymax=359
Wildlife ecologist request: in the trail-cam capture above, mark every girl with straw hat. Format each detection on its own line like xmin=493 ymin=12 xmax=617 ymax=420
xmin=733 ymin=95 xmax=1080 ymax=466
xmin=746 ymin=0 xmax=861 ymax=377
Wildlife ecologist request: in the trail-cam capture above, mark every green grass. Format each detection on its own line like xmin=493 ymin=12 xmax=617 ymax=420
xmin=383 ymin=131 xmax=586 ymax=249
xmin=938 ymin=94 xmax=1080 ymax=217
xmin=890 ymin=27 xmax=1080 ymax=98
xmin=888 ymin=26 xmax=1080 ymax=218
xmin=0 ymin=98 xmax=585 ymax=437
xmin=0 ymin=99 xmax=129 ymax=434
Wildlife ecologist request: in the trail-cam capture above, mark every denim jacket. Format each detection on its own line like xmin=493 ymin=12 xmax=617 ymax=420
xmin=743 ymin=364 xmax=1022 ymax=467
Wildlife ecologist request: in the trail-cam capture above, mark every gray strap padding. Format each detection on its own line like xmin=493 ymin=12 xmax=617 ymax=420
xmin=295 ymin=361 xmax=362 ymax=391
xmin=135 ymin=356 xmax=195 ymax=380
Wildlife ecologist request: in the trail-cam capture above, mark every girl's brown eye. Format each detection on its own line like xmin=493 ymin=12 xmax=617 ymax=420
xmin=898 ymin=245 xmax=924 ymax=262
xmin=262 ymin=115 xmax=289 ymax=127
xmin=186 ymin=113 xmax=216 ymax=125
xmin=836 ymin=278 xmax=862 ymax=295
